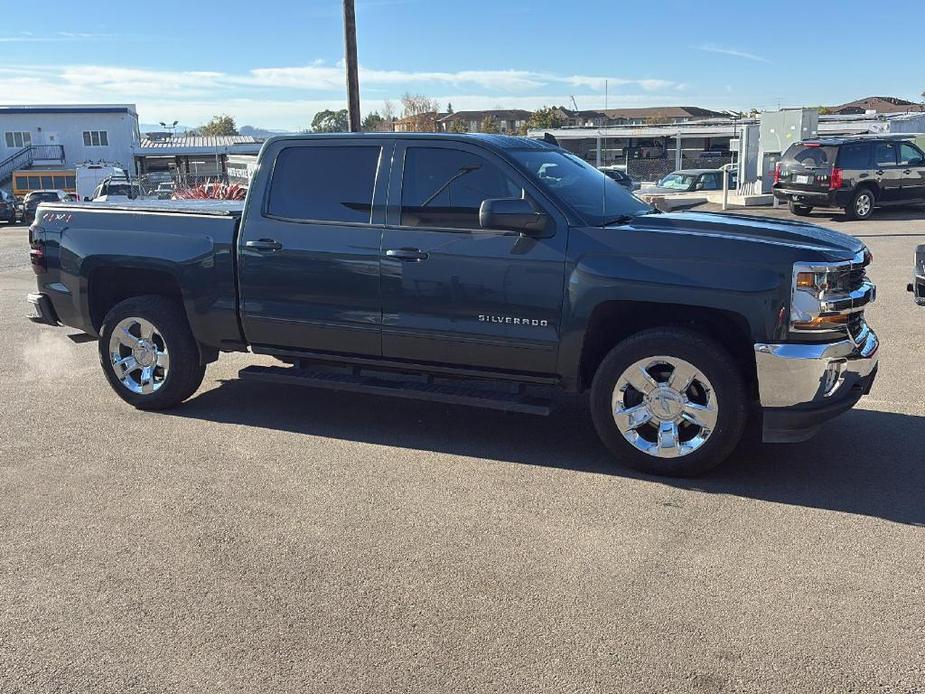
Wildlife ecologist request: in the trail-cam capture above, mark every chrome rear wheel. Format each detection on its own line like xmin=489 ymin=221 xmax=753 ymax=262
xmin=108 ymin=316 xmax=170 ymax=395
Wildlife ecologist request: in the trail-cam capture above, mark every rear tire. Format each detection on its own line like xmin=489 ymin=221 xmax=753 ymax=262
xmin=788 ymin=201 xmax=812 ymax=216
xmin=98 ymin=295 xmax=206 ymax=410
xmin=589 ymin=327 xmax=749 ymax=477
xmin=845 ymin=187 xmax=875 ymax=220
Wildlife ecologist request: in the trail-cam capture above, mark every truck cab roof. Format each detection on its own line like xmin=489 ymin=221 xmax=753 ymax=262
xmin=264 ymin=132 xmax=558 ymax=152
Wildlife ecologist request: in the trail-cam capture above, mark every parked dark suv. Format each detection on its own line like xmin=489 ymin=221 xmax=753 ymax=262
xmin=773 ymin=135 xmax=925 ymax=220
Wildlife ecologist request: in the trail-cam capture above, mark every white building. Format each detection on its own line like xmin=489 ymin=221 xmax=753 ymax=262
xmin=0 ymin=104 xmax=140 ymax=193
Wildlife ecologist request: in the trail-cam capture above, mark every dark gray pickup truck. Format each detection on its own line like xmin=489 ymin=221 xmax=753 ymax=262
xmin=27 ymin=133 xmax=879 ymax=476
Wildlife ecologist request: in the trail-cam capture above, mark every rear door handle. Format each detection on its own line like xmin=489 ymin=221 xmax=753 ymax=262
xmin=876 ymin=170 xmax=885 ymax=176
xmin=385 ymin=248 xmax=429 ymax=262
xmin=245 ymin=238 xmax=283 ymax=252
xmin=903 ymin=169 xmax=912 ymax=174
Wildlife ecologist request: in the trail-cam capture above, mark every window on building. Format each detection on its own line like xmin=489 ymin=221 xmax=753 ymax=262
xmin=400 ymin=147 xmax=525 ymax=230
xmin=4 ymin=131 xmax=32 ymax=148
xmin=82 ymin=130 xmax=109 ymax=147
xmin=267 ymin=145 xmax=381 ymax=223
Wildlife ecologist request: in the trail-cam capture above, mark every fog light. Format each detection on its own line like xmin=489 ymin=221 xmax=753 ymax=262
xmin=822 ymin=360 xmax=846 ymax=397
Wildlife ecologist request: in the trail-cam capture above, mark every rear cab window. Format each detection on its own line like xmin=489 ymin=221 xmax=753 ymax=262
xmin=267 ymin=145 xmax=382 ymax=224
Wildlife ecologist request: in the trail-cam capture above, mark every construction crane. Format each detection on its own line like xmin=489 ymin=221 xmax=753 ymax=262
xmin=570 ymin=95 xmax=580 ymax=112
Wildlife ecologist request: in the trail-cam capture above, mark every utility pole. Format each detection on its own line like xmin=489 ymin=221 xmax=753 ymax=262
xmin=343 ymin=0 xmax=361 ymax=132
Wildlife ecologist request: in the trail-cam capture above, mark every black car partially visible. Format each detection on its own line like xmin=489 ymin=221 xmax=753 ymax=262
xmin=0 ymin=190 xmax=16 ymax=224
xmin=773 ymin=136 xmax=925 ymax=220
xmin=911 ymin=244 xmax=925 ymax=306
xmin=23 ymin=191 xmax=68 ymax=224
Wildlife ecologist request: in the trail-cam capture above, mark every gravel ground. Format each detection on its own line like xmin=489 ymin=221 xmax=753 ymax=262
xmin=1 ymin=208 xmax=924 ymax=694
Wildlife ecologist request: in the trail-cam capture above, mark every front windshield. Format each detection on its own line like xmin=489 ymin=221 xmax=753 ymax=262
xmin=657 ymin=173 xmax=695 ymax=190
xmin=509 ymin=148 xmax=651 ymax=226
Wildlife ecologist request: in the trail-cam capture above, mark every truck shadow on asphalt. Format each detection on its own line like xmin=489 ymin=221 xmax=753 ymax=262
xmin=174 ymin=380 xmax=925 ymax=526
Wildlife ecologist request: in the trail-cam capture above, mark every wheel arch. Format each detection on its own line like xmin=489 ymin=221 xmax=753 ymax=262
xmin=576 ymin=300 xmax=758 ymax=399
xmin=853 ymin=180 xmax=880 ymax=200
xmin=86 ymin=266 xmax=217 ymax=364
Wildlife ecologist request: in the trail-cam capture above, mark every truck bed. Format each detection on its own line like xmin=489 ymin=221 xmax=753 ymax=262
xmin=32 ymin=199 xmax=245 ymax=350
xmin=50 ymin=199 xmax=245 ymax=216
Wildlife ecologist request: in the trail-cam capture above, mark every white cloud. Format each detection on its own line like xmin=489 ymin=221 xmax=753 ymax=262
xmin=0 ymin=32 xmax=113 ymax=43
xmin=0 ymin=61 xmax=688 ymax=129
xmin=695 ymin=43 xmax=770 ymax=64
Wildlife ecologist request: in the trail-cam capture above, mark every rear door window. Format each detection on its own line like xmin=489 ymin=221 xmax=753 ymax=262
xmin=874 ymin=142 xmax=898 ymax=167
xmin=837 ymin=143 xmax=871 ymax=169
xmin=267 ymin=145 xmax=382 ymax=224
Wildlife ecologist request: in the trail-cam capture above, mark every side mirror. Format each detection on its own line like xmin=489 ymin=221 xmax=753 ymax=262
xmin=479 ymin=198 xmax=549 ymax=234
xmin=910 ymin=158 xmax=924 ymax=167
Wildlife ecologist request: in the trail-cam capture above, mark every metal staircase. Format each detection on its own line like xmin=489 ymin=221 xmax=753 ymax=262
xmin=0 ymin=145 xmax=66 ymax=188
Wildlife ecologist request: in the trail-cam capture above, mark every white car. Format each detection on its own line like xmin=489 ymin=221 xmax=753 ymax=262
xmin=90 ymin=178 xmax=141 ymax=202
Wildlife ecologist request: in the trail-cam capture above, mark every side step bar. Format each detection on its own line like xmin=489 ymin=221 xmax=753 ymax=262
xmin=238 ymin=364 xmax=556 ymax=416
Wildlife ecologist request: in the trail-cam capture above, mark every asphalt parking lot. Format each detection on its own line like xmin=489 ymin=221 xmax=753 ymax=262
xmin=1 ymin=207 xmax=924 ymax=694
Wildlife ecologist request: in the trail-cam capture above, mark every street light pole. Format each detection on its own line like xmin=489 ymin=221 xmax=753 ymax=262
xmin=343 ymin=0 xmax=361 ymax=132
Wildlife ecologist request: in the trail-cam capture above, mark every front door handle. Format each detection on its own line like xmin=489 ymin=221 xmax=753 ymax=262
xmin=245 ymin=238 xmax=283 ymax=252
xmin=385 ymin=248 xmax=429 ymax=262
xmin=903 ymin=169 xmax=912 ymax=174
xmin=876 ymin=170 xmax=885 ymax=176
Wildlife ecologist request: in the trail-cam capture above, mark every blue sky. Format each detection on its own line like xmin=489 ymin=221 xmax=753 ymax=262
xmin=1 ymin=0 xmax=922 ymax=130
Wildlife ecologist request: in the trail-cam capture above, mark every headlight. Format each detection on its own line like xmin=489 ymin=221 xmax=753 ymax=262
xmin=791 ymin=254 xmax=875 ymax=334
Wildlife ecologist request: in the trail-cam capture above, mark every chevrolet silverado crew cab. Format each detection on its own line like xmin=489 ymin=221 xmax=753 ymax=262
xmin=26 ymin=134 xmax=879 ymax=477
xmin=772 ymin=135 xmax=925 ymax=220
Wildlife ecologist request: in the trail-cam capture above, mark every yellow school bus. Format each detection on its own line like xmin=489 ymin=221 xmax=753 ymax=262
xmin=11 ymin=169 xmax=77 ymax=197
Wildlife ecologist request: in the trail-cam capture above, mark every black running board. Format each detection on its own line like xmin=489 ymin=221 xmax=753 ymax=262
xmin=238 ymin=364 xmax=555 ymax=415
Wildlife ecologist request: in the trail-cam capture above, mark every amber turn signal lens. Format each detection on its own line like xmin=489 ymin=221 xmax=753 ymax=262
xmin=795 ymin=272 xmax=817 ymax=289
xmin=792 ymin=315 xmax=849 ymax=331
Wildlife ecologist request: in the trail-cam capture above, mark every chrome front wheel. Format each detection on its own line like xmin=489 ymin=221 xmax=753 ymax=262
xmin=108 ymin=316 xmax=170 ymax=394
xmin=611 ymin=355 xmax=718 ymax=459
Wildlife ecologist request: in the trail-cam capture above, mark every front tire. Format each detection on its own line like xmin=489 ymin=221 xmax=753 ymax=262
xmin=98 ymin=295 xmax=205 ymax=410
xmin=845 ymin=187 xmax=875 ymax=220
xmin=589 ymin=327 xmax=749 ymax=477
xmin=788 ymin=201 xmax=812 ymax=216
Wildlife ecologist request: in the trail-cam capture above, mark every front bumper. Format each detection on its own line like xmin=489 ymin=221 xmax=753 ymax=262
xmin=754 ymin=323 xmax=879 ymax=443
xmin=912 ymin=244 xmax=925 ymax=306
xmin=26 ymin=292 xmax=60 ymax=326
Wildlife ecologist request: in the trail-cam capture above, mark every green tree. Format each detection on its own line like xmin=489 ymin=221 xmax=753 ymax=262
xmin=479 ymin=115 xmax=499 ymax=134
xmin=446 ymin=102 xmax=454 ymax=114
xmin=449 ymin=118 xmax=468 ymax=133
xmin=525 ymin=107 xmax=566 ymax=131
xmin=312 ymin=109 xmax=349 ymax=133
xmin=198 ymin=114 xmax=238 ymax=136
xmin=361 ymin=111 xmax=385 ymax=131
